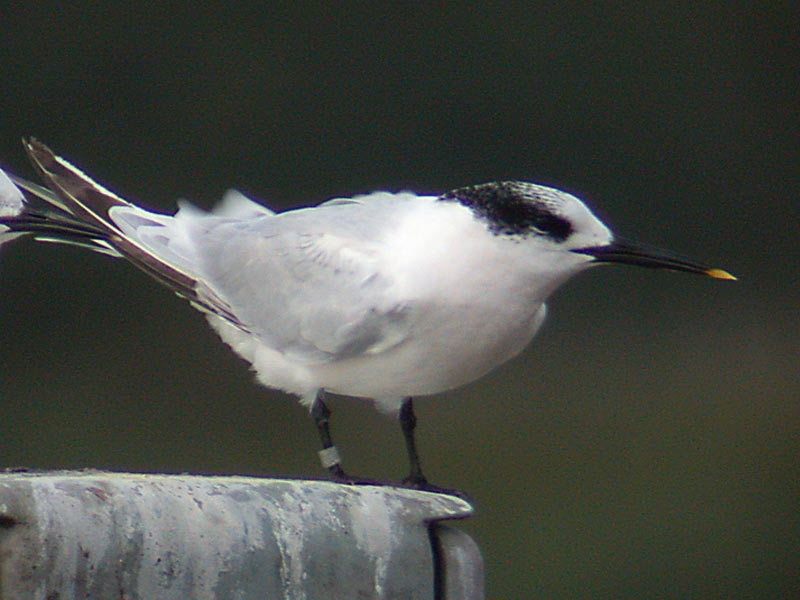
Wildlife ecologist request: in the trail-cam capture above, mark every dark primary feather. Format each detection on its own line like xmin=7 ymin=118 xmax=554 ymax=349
xmin=0 ymin=171 xmax=116 ymax=254
xmin=4 ymin=139 xmax=246 ymax=328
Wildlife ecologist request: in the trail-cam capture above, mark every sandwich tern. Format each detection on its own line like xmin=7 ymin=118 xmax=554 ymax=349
xmin=0 ymin=139 xmax=735 ymax=487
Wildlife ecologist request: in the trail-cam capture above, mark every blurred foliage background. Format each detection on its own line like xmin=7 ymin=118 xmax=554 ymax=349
xmin=0 ymin=3 xmax=797 ymax=598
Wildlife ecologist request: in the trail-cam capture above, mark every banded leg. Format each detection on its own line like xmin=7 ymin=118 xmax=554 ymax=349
xmin=311 ymin=391 xmax=347 ymax=480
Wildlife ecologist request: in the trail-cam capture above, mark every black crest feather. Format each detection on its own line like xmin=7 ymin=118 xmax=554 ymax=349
xmin=439 ymin=181 xmax=573 ymax=241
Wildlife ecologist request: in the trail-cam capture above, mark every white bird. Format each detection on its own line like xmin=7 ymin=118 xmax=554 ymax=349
xmin=0 ymin=139 xmax=735 ymax=488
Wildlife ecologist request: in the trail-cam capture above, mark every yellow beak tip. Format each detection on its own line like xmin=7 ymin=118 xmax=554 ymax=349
xmin=705 ymin=268 xmax=737 ymax=281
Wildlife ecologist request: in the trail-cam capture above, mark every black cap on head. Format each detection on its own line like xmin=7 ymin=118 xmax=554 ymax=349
xmin=440 ymin=181 xmax=574 ymax=241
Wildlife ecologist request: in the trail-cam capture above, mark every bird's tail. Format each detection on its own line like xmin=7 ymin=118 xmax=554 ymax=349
xmin=0 ymin=138 xmax=242 ymax=326
xmin=0 ymin=167 xmax=28 ymax=246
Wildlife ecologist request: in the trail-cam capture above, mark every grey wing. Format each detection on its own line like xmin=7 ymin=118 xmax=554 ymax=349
xmin=191 ymin=207 xmax=410 ymax=363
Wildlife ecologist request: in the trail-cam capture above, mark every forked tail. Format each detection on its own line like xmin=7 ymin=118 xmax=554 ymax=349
xmin=0 ymin=138 xmax=243 ymax=327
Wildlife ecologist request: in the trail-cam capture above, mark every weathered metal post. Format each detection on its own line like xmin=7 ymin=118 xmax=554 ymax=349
xmin=0 ymin=471 xmax=483 ymax=599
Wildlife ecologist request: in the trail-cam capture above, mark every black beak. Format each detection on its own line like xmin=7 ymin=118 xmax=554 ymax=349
xmin=573 ymin=238 xmax=736 ymax=280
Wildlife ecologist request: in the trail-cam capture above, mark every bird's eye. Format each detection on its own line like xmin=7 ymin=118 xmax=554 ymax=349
xmin=522 ymin=205 xmax=573 ymax=241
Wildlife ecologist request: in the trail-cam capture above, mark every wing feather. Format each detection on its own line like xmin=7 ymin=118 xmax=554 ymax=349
xmin=190 ymin=200 xmax=413 ymax=363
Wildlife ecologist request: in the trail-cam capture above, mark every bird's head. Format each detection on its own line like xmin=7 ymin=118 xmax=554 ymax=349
xmin=439 ymin=181 xmax=736 ymax=281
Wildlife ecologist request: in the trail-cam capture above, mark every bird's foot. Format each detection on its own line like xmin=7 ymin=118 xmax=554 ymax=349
xmin=324 ymin=463 xmax=383 ymax=486
xmin=401 ymin=471 xmax=429 ymax=488
xmin=400 ymin=472 xmax=471 ymax=500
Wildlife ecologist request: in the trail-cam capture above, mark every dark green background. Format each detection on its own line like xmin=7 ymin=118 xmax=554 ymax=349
xmin=1 ymin=4 xmax=796 ymax=598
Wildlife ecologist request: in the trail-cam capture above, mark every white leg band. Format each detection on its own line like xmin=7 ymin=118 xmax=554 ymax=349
xmin=318 ymin=446 xmax=341 ymax=469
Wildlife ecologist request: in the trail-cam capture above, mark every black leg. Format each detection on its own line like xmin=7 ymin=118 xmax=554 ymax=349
xmin=311 ymin=391 xmax=347 ymax=481
xmin=400 ymin=398 xmax=428 ymax=487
